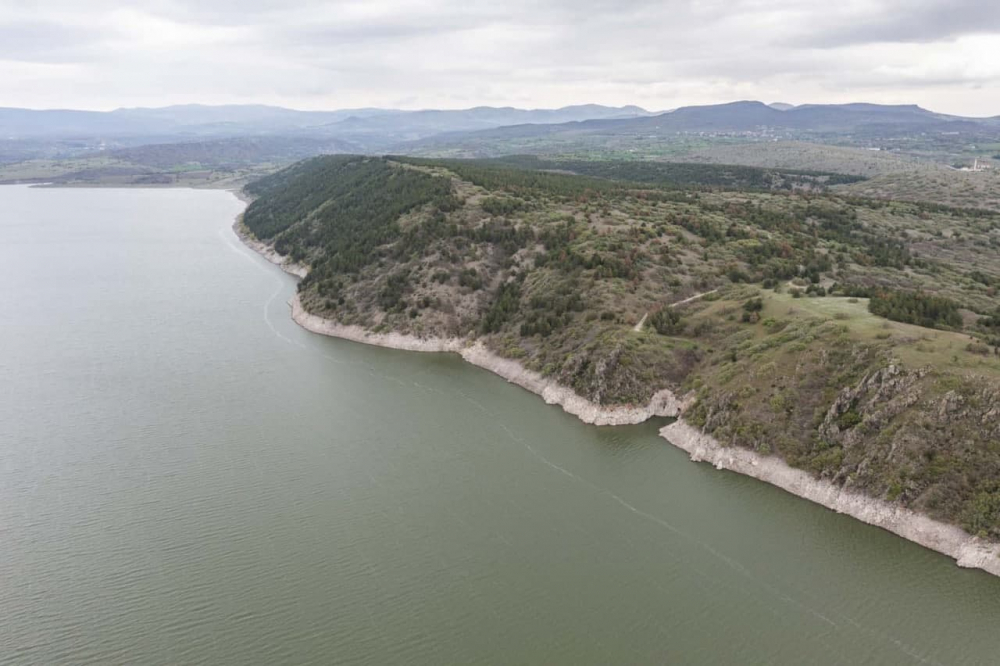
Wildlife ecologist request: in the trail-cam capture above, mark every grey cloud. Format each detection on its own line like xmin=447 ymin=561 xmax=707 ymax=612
xmin=0 ymin=0 xmax=997 ymax=114
xmin=0 ymin=20 xmax=109 ymax=63
xmin=789 ymin=0 xmax=1000 ymax=47
xmin=277 ymin=17 xmax=485 ymax=48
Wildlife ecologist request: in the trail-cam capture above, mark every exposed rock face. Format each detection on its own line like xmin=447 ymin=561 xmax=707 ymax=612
xmin=291 ymin=294 xmax=462 ymax=352
xmin=819 ymin=364 xmax=923 ymax=442
xmin=460 ymin=342 xmax=691 ymax=425
xmin=807 ymin=365 xmax=1000 ymax=540
xmin=661 ymin=419 xmax=1000 ymax=578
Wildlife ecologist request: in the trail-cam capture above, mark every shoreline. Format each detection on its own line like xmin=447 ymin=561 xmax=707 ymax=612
xmin=290 ymin=293 xmax=689 ymax=426
xmin=231 ymin=216 xmax=309 ymax=279
xmin=233 ymin=196 xmax=1000 ymax=578
xmin=661 ymin=420 xmax=1000 ymax=577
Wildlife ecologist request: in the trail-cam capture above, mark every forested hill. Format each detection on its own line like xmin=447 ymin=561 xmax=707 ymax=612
xmin=393 ymin=155 xmax=866 ymax=190
xmin=242 ymin=155 xmax=1000 ymax=541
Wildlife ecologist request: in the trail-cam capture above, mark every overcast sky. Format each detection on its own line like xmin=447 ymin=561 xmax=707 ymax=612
xmin=1 ymin=0 xmax=999 ymax=115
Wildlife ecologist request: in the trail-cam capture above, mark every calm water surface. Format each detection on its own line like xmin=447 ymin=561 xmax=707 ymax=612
xmin=1 ymin=185 xmax=999 ymax=665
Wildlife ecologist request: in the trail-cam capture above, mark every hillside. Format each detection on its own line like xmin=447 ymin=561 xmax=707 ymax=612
xmin=839 ymin=168 xmax=1000 ymax=212
xmin=395 ymin=155 xmax=865 ymax=190
xmin=668 ymin=141 xmax=1000 ymax=211
xmin=242 ymin=155 xmax=1000 ymax=542
xmin=675 ymin=141 xmax=944 ymax=177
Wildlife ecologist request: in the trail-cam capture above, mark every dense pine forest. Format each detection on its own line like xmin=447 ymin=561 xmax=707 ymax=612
xmin=395 ymin=155 xmax=867 ymax=190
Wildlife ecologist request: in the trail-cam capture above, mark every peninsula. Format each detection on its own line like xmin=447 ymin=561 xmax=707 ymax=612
xmin=237 ymin=154 xmax=1000 ymax=576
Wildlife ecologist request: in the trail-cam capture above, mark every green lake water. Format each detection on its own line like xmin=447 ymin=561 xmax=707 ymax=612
xmin=1 ymin=185 xmax=999 ymax=665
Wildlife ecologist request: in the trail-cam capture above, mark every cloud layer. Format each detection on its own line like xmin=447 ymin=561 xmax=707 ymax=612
xmin=1 ymin=0 xmax=998 ymax=115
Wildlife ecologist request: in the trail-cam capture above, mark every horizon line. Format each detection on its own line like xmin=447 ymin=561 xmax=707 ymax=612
xmin=2 ymin=99 xmax=997 ymax=119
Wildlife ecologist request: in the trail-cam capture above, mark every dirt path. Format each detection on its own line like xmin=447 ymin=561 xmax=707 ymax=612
xmin=671 ymin=288 xmax=718 ymax=308
xmin=635 ymin=289 xmax=719 ymax=332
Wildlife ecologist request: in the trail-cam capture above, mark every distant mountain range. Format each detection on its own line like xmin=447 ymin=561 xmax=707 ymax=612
xmin=316 ymin=105 xmax=651 ymax=149
xmin=401 ymin=100 xmax=1000 ymax=157
xmin=2 ymin=100 xmax=997 ymax=166
xmin=446 ymin=101 xmax=998 ymax=138
xmin=0 ymin=103 xmax=650 ymax=141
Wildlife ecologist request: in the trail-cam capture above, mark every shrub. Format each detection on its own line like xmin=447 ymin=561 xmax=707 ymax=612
xmin=837 ymin=410 xmax=863 ymax=429
xmin=458 ymin=268 xmax=483 ymax=290
xmin=966 ymin=341 xmax=991 ymax=356
xmin=805 ymin=284 xmax=826 ymax=297
xmin=868 ymin=290 xmax=963 ymax=330
xmin=964 ymin=490 xmax=1000 ymax=538
xmin=481 ymin=196 xmax=525 ymax=216
xmin=649 ymin=308 xmax=684 ymax=335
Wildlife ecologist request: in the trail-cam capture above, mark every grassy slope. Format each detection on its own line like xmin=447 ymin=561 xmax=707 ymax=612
xmin=242 ymin=155 xmax=1000 ymax=539
xmin=677 ymin=141 xmax=941 ymax=177
xmin=683 ymin=287 xmax=1000 ymax=536
xmin=840 ymin=169 xmax=1000 ymax=212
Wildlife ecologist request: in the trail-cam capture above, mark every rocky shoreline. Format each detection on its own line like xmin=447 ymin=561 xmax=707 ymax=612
xmin=234 ymin=198 xmax=1000 ymax=578
xmin=290 ymin=294 xmax=688 ymax=425
xmin=232 ymin=217 xmax=309 ymax=279
xmin=661 ymin=420 xmax=1000 ymax=577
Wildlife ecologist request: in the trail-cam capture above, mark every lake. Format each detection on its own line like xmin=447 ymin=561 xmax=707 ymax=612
xmin=1 ymin=185 xmax=999 ymax=665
